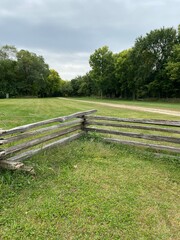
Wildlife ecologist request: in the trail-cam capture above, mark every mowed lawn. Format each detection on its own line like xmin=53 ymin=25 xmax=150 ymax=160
xmin=0 ymin=98 xmax=180 ymax=240
xmin=67 ymin=97 xmax=180 ymax=111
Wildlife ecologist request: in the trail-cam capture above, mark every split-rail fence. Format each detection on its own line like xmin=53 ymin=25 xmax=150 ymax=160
xmin=0 ymin=110 xmax=179 ymax=173
xmin=0 ymin=110 xmax=96 ymax=173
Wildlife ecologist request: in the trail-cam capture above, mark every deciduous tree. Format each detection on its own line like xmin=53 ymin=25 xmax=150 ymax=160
xmin=89 ymin=46 xmax=116 ymax=97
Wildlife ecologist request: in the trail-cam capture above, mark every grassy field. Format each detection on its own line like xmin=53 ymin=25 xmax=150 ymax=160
xmin=67 ymin=97 xmax=180 ymax=111
xmin=0 ymin=98 xmax=179 ymax=129
xmin=0 ymin=98 xmax=180 ymax=240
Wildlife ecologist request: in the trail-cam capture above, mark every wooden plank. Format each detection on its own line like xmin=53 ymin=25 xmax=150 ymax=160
xmin=1 ymin=110 xmax=97 ymax=136
xmin=87 ymin=115 xmax=180 ymax=127
xmin=0 ymin=140 xmax=6 ymax=145
xmin=0 ymin=150 xmax=5 ymax=159
xmin=86 ymin=121 xmax=180 ymax=134
xmin=0 ymin=160 xmax=24 ymax=170
xmin=64 ymin=109 xmax=97 ymax=121
xmin=0 ymin=160 xmax=35 ymax=173
xmin=6 ymin=132 xmax=84 ymax=162
xmin=86 ymin=127 xmax=180 ymax=144
xmin=103 ymin=137 xmax=180 ymax=153
xmin=4 ymin=125 xmax=81 ymax=156
xmin=4 ymin=119 xmax=83 ymax=144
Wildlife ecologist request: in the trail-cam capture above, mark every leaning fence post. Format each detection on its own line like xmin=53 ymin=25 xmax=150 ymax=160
xmin=81 ymin=115 xmax=87 ymax=133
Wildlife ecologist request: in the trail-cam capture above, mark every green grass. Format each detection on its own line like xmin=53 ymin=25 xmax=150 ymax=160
xmin=68 ymin=97 xmax=180 ymax=111
xmin=0 ymin=97 xmax=179 ymax=129
xmin=0 ymin=98 xmax=180 ymax=240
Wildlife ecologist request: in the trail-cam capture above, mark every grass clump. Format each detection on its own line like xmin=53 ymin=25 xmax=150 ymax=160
xmin=0 ymin=139 xmax=179 ymax=240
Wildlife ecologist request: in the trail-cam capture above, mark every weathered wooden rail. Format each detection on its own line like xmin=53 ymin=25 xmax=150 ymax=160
xmin=85 ymin=115 xmax=180 ymax=154
xmin=0 ymin=110 xmax=179 ymax=173
xmin=0 ymin=110 xmax=96 ymax=172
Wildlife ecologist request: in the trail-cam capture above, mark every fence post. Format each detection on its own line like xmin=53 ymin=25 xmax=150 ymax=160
xmin=0 ymin=131 xmax=5 ymax=161
xmin=81 ymin=115 xmax=86 ymax=132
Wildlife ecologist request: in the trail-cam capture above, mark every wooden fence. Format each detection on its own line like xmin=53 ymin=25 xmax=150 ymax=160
xmin=0 ymin=110 xmax=179 ymax=172
xmin=85 ymin=115 xmax=180 ymax=154
xmin=0 ymin=110 xmax=96 ymax=172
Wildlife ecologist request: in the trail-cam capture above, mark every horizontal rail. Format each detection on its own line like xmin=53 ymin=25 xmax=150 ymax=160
xmin=86 ymin=127 xmax=180 ymax=144
xmin=3 ymin=119 xmax=83 ymax=144
xmin=103 ymin=138 xmax=180 ymax=153
xmin=1 ymin=110 xmax=96 ymax=136
xmin=0 ymin=140 xmax=5 ymax=145
xmin=1 ymin=109 xmax=179 ymax=172
xmin=86 ymin=121 xmax=180 ymax=134
xmin=5 ymin=132 xmax=84 ymax=162
xmin=0 ymin=110 xmax=96 ymax=172
xmin=2 ymin=125 xmax=81 ymax=157
xmin=87 ymin=115 xmax=180 ymax=127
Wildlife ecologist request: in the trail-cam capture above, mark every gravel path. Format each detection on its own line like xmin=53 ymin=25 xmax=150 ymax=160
xmin=60 ymin=98 xmax=180 ymax=117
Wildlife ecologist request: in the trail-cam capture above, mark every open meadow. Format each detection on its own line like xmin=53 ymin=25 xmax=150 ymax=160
xmin=0 ymin=98 xmax=180 ymax=240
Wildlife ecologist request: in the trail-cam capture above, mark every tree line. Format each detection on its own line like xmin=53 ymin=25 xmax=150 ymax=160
xmin=0 ymin=46 xmax=71 ymax=98
xmin=0 ymin=25 xmax=180 ymax=99
xmin=71 ymin=26 xmax=180 ymax=99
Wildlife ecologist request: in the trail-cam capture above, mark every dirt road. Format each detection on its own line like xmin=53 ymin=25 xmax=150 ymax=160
xmin=60 ymin=98 xmax=180 ymax=117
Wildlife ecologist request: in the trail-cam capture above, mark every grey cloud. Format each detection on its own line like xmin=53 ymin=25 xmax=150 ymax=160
xmin=31 ymin=49 xmax=91 ymax=80
xmin=0 ymin=0 xmax=180 ymax=79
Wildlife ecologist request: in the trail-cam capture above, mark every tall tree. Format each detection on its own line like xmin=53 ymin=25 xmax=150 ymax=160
xmin=89 ymin=46 xmax=116 ymax=97
xmin=16 ymin=50 xmax=50 ymax=96
xmin=0 ymin=45 xmax=18 ymax=97
xmin=166 ymin=44 xmax=180 ymax=97
xmin=131 ymin=27 xmax=177 ymax=98
xmin=71 ymin=72 xmax=95 ymax=96
xmin=114 ymin=49 xmax=132 ymax=98
xmin=61 ymin=81 xmax=73 ymax=97
xmin=47 ymin=69 xmax=63 ymax=96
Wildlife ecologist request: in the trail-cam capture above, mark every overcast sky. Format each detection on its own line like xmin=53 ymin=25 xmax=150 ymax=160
xmin=0 ymin=0 xmax=180 ymax=80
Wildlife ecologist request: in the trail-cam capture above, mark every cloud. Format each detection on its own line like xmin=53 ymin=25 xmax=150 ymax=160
xmin=34 ymin=49 xmax=91 ymax=80
xmin=0 ymin=0 xmax=180 ymax=79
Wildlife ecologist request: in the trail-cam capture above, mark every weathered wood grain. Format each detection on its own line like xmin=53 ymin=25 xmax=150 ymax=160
xmin=1 ymin=109 xmax=97 ymax=136
xmin=6 ymin=132 xmax=84 ymax=162
xmin=86 ymin=127 xmax=180 ymax=144
xmin=0 ymin=160 xmax=35 ymax=173
xmin=0 ymin=150 xmax=5 ymax=159
xmin=0 ymin=160 xmax=24 ymax=170
xmin=103 ymin=137 xmax=180 ymax=153
xmin=4 ymin=119 xmax=83 ymax=144
xmin=86 ymin=120 xmax=180 ymax=134
xmin=4 ymin=125 xmax=81 ymax=156
xmin=87 ymin=115 xmax=180 ymax=127
xmin=0 ymin=140 xmax=6 ymax=145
